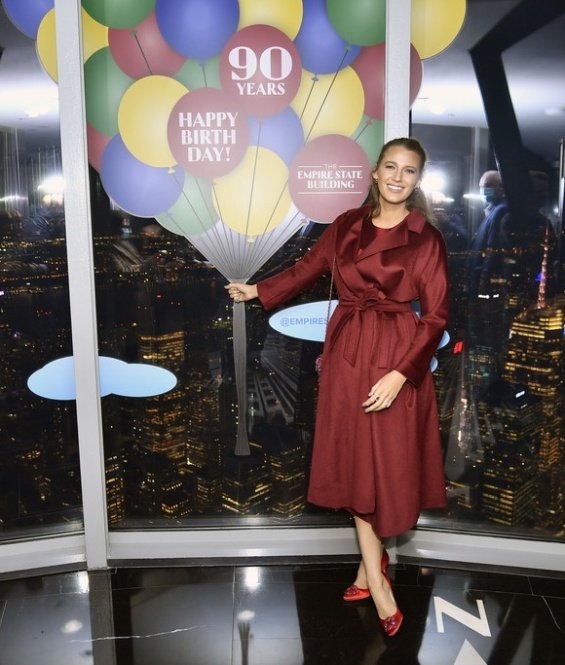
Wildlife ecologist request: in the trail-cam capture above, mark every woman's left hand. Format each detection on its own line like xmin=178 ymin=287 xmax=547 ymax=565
xmin=362 ymin=370 xmax=407 ymax=413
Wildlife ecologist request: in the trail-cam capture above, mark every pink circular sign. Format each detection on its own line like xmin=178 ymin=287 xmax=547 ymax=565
xmin=219 ymin=24 xmax=301 ymax=117
xmin=167 ymin=87 xmax=249 ymax=178
xmin=289 ymin=135 xmax=371 ymax=223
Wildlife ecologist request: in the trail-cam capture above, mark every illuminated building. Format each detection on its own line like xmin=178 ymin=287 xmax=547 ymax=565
xmin=502 ymin=296 xmax=565 ymax=530
xmin=221 ymin=448 xmax=271 ymax=515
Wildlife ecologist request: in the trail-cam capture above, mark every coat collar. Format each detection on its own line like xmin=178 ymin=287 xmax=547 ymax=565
xmin=353 ymin=207 xmax=427 ymax=262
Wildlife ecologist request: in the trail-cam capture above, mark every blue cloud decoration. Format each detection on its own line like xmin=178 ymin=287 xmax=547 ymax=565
xmin=27 ymin=356 xmax=177 ymax=400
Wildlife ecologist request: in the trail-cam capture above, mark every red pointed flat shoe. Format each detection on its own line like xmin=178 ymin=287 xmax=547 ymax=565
xmin=343 ymin=549 xmax=390 ymax=602
xmin=379 ymin=572 xmax=403 ymax=637
xmin=343 ymin=583 xmax=371 ymax=601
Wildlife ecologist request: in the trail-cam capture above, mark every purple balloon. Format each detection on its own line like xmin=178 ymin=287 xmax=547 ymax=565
xmin=155 ymin=0 xmax=239 ymax=59
xmin=294 ymin=0 xmax=360 ymax=74
xmin=248 ymin=108 xmax=304 ymax=166
xmin=3 ymin=0 xmax=54 ymax=38
xmin=101 ymin=136 xmax=183 ymax=217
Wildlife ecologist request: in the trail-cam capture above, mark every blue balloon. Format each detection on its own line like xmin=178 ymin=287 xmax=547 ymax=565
xmin=155 ymin=0 xmax=239 ymax=59
xmin=100 ymin=136 xmax=183 ymax=217
xmin=2 ymin=0 xmax=54 ymax=39
xmin=294 ymin=0 xmax=360 ymax=74
xmin=248 ymin=108 xmax=304 ymax=166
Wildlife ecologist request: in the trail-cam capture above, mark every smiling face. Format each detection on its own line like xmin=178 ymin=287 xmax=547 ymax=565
xmin=372 ymin=146 xmax=423 ymax=206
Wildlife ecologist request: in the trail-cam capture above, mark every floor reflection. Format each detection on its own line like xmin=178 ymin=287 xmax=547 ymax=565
xmin=0 ymin=561 xmax=563 ymax=664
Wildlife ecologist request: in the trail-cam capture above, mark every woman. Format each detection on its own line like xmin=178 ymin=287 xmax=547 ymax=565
xmin=226 ymin=138 xmax=449 ymax=637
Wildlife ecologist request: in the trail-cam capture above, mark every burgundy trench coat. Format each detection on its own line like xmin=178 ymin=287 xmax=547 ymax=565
xmin=257 ymin=205 xmax=449 ymax=537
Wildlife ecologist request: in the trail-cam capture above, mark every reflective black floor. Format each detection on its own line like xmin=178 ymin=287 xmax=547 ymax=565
xmin=0 ymin=558 xmax=564 ymax=664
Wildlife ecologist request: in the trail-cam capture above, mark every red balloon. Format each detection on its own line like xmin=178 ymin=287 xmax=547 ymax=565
xmin=167 ymin=87 xmax=249 ymax=179
xmin=351 ymin=43 xmax=422 ymax=120
xmin=219 ymin=25 xmax=301 ymax=117
xmin=87 ymin=123 xmax=112 ymax=172
xmin=289 ymin=135 xmax=370 ymax=223
xmin=108 ymin=10 xmax=185 ymax=79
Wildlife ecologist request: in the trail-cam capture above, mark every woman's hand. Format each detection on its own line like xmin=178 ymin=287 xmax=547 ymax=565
xmin=362 ymin=370 xmax=407 ymax=413
xmin=225 ymin=282 xmax=258 ymax=303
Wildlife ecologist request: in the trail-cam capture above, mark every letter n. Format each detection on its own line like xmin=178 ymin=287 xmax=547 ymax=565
xmin=433 ymin=596 xmax=491 ymax=636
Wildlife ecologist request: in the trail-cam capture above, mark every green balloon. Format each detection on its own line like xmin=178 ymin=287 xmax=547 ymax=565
xmin=82 ymin=0 xmax=155 ymax=29
xmin=174 ymin=55 xmax=221 ymax=90
xmin=84 ymin=48 xmax=134 ymax=136
xmin=353 ymin=115 xmax=384 ymax=168
xmin=327 ymin=0 xmax=386 ymax=46
xmin=156 ymin=172 xmax=216 ymax=237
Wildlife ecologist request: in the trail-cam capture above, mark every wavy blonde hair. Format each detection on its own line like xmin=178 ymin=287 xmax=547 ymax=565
xmin=369 ymin=137 xmax=435 ymax=224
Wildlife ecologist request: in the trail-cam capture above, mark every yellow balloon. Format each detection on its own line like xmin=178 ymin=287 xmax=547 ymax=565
xmin=118 ymin=76 xmax=188 ymax=167
xmin=36 ymin=7 xmax=109 ymax=83
xmin=411 ymin=0 xmax=466 ymax=59
xmin=213 ymin=147 xmax=291 ymax=236
xmin=291 ymin=67 xmax=364 ymax=142
xmin=238 ymin=0 xmax=303 ymax=40
xmin=36 ymin=9 xmax=57 ymax=82
xmin=82 ymin=8 xmax=109 ymax=61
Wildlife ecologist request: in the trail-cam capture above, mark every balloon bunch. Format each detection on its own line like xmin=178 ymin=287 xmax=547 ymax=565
xmin=3 ymin=0 xmax=466 ymax=453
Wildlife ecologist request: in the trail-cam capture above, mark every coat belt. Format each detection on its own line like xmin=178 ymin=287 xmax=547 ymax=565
xmin=329 ymin=291 xmax=413 ymax=367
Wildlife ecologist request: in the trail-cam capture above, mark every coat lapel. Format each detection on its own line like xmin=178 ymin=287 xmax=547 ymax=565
xmin=354 ymin=208 xmax=427 ymax=263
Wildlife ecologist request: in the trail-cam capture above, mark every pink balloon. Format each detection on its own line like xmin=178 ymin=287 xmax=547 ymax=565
xmin=351 ymin=43 xmax=422 ymax=120
xmin=289 ymin=135 xmax=370 ymax=223
xmin=108 ymin=10 xmax=185 ymax=79
xmin=219 ymin=25 xmax=301 ymax=117
xmin=167 ymin=87 xmax=249 ymax=179
xmin=87 ymin=123 xmax=112 ymax=172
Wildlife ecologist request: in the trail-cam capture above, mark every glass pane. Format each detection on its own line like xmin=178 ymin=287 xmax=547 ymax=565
xmin=81 ymin=4 xmax=387 ymax=529
xmin=0 ymin=5 xmax=83 ymax=538
xmin=412 ymin=0 xmax=565 ymax=540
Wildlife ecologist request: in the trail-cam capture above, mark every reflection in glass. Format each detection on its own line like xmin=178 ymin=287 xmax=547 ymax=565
xmin=0 ymin=5 xmax=82 ymax=539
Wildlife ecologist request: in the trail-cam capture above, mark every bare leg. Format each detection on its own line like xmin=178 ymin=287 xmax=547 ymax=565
xmin=353 ymin=516 xmax=397 ymax=619
xmin=352 ymin=559 xmax=367 ymax=588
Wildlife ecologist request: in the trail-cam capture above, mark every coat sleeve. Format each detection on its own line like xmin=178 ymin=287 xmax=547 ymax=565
xmin=256 ymin=215 xmax=340 ymax=312
xmin=394 ymin=228 xmax=450 ymax=387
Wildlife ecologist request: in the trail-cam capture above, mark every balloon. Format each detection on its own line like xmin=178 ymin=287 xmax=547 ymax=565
xmin=101 ymin=136 xmax=182 ymax=217
xmin=87 ymin=123 xmax=112 ymax=172
xmin=82 ymin=0 xmax=155 ymax=30
xmin=34 ymin=8 xmax=109 ymax=82
xmin=411 ymin=0 xmax=466 ymax=59
xmin=118 ymin=75 xmax=188 ymax=167
xmin=36 ymin=9 xmax=57 ymax=82
xmin=84 ymin=47 xmax=134 ymax=136
xmin=213 ymin=146 xmax=291 ymax=236
xmin=351 ymin=43 xmax=423 ymax=120
xmin=238 ymin=0 xmax=303 ymax=40
xmin=248 ymin=107 xmax=304 ymax=166
xmin=108 ymin=10 xmax=185 ymax=78
xmin=174 ymin=55 xmax=221 ymax=90
xmin=82 ymin=9 xmax=110 ymax=62
xmin=351 ymin=115 xmax=384 ymax=167
xmin=167 ymin=87 xmax=249 ymax=179
xmin=2 ymin=0 xmax=53 ymax=39
xmin=294 ymin=0 xmax=360 ymax=75
xmin=326 ymin=0 xmax=386 ymax=47
xmin=156 ymin=172 xmax=216 ymax=237
xmin=219 ymin=25 xmax=301 ymax=117
xmin=289 ymin=135 xmax=370 ymax=223
xmin=291 ymin=67 xmax=364 ymax=141
xmin=155 ymin=0 xmax=239 ymax=59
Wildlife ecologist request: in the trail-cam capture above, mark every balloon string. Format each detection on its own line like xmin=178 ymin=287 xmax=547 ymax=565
xmin=301 ymin=46 xmax=351 ymax=144
xmin=244 ymin=174 xmax=291 ymax=270
xmin=171 ymin=170 xmax=234 ymax=274
xmin=170 ymin=168 xmax=237 ymax=277
xmin=242 ymin=127 xmax=262 ymax=261
xmin=246 ymin=210 xmax=302 ymax=278
xmin=353 ymin=118 xmax=371 ymax=142
xmin=211 ymin=182 xmax=241 ymax=278
xmin=132 ymin=31 xmax=153 ymax=75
